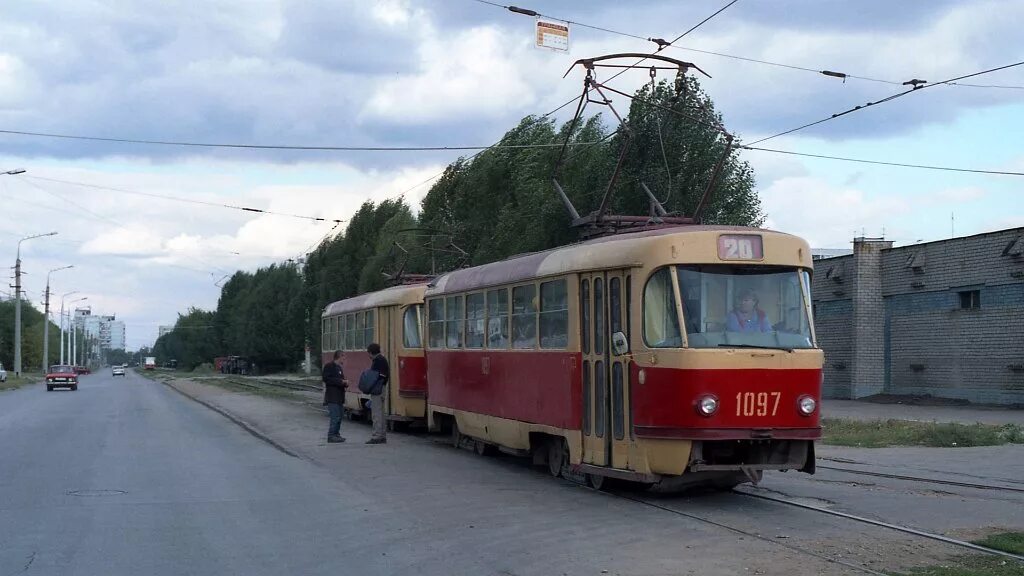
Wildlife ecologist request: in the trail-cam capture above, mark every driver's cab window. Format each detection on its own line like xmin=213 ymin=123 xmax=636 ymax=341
xmin=677 ymin=265 xmax=814 ymax=350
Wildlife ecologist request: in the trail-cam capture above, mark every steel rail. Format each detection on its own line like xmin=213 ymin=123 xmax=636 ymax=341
xmin=817 ymin=464 xmax=1024 ymax=494
xmin=604 ymin=490 xmax=889 ymax=575
xmin=734 ymin=489 xmax=1024 ymax=562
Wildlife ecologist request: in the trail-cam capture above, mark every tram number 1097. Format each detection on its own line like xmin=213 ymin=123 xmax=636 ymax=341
xmin=735 ymin=391 xmax=781 ymax=417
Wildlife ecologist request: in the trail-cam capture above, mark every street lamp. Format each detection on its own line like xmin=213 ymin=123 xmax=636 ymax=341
xmin=13 ymin=231 xmax=58 ymax=376
xmin=43 ymin=265 xmax=73 ymax=371
xmin=60 ymin=293 xmax=86 ymax=365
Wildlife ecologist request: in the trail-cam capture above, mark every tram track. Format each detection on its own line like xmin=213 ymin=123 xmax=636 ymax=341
xmin=817 ymin=464 xmax=1024 ymax=494
xmin=601 ymin=489 xmax=890 ymax=576
xmin=731 ymin=487 xmax=1024 ymax=563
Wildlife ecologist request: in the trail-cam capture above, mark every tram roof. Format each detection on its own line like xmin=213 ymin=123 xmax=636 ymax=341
xmin=427 ymin=225 xmax=807 ymax=296
xmin=323 ymin=282 xmax=428 ymax=317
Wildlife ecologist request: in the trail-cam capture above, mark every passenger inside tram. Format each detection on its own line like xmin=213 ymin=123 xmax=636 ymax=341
xmin=643 ymin=266 xmax=814 ymax=350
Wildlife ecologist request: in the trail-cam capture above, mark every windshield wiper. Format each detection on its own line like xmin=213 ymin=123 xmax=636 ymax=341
xmin=718 ymin=343 xmax=793 ymax=352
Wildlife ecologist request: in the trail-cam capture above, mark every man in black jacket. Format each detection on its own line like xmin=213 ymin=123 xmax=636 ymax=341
xmin=366 ymin=343 xmax=390 ymax=444
xmin=323 ymin=350 xmax=347 ymax=443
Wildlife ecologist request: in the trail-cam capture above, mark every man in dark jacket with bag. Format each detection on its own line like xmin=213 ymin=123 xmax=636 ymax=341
xmin=323 ymin=350 xmax=347 ymax=443
xmin=365 ymin=343 xmax=389 ymax=444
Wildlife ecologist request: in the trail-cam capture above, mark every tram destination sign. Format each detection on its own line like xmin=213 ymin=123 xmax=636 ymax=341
xmin=718 ymin=234 xmax=764 ymax=261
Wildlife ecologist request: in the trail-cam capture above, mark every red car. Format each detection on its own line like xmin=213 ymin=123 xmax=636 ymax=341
xmin=46 ymin=365 xmax=78 ymax=391
xmin=74 ymin=366 xmax=91 ymax=375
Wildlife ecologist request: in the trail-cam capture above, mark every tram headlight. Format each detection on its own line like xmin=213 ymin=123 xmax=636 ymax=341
xmin=798 ymin=395 xmax=817 ymax=416
xmin=696 ymin=395 xmax=719 ymax=416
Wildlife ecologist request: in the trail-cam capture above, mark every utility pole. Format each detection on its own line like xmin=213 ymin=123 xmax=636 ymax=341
xmin=43 ymin=266 xmax=73 ymax=372
xmin=13 ymin=231 xmax=57 ymax=376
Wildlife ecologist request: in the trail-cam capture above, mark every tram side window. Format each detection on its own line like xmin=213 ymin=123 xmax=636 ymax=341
xmin=427 ymin=299 xmax=445 ymax=348
xmin=465 ymin=293 xmax=485 ymax=349
xmin=342 ymin=313 xmax=350 ymax=350
xmin=403 ymin=305 xmax=423 ymax=349
xmin=355 ymin=312 xmax=366 ymax=350
xmin=322 ymin=319 xmax=329 ymax=352
xmin=364 ymin=310 xmax=374 ymax=348
xmin=446 ymin=295 xmax=464 ymax=348
xmin=644 ymin=268 xmax=682 ymax=348
xmin=331 ymin=316 xmax=339 ymax=351
xmin=540 ymin=279 xmax=568 ymax=349
xmin=346 ymin=313 xmax=356 ymax=350
xmin=512 ymin=284 xmax=537 ymax=349
xmin=487 ymin=288 xmax=509 ymax=349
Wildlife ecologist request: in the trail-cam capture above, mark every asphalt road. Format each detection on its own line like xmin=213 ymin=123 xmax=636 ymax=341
xmin=0 ymin=369 xmax=395 ymax=576
xmin=4 ymin=369 xmax=1017 ymax=575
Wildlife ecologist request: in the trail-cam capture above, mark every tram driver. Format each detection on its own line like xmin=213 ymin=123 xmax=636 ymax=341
xmin=726 ymin=289 xmax=773 ymax=333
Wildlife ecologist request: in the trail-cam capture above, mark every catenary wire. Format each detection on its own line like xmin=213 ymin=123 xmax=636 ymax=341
xmin=467 ymin=0 xmax=1024 ymax=89
xmin=748 ymin=60 xmax=1024 ymax=145
xmin=739 ymin=146 xmax=1024 ymax=177
xmin=0 ymin=128 xmax=602 ymax=152
xmin=22 ymin=175 xmax=347 ymax=224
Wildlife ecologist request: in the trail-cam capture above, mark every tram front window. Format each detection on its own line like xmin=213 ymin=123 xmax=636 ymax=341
xmin=677 ymin=265 xmax=814 ymax=350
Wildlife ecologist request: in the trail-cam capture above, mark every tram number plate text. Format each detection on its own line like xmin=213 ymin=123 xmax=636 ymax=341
xmin=718 ymin=234 xmax=764 ymax=260
xmin=735 ymin=392 xmax=781 ymax=417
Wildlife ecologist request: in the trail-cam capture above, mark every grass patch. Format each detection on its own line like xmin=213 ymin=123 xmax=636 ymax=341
xmin=891 ymin=555 xmax=1024 ymax=576
xmin=202 ymin=376 xmax=299 ymax=400
xmin=973 ymin=532 xmax=1024 ymax=556
xmin=0 ymin=372 xmax=43 ymax=392
xmin=822 ymin=418 xmax=1024 ymax=448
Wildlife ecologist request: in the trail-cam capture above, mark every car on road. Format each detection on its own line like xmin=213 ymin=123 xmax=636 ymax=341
xmin=0 ymin=362 xmax=7 ymax=383
xmin=74 ymin=366 xmax=91 ymax=375
xmin=112 ymin=365 xmax=126 ymax=377
xmin=46 ymin=365 xmax=78 ymax=391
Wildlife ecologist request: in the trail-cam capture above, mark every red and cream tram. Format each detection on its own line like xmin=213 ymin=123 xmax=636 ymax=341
xmin=321 ymin=283 xmax=428 ymax=426
xmin=423 ymin=226 xmax=821 ymax=488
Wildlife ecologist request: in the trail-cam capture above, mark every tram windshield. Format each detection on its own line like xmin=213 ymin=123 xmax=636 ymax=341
xmin=643 ymin=265 xmax=814 ymax=350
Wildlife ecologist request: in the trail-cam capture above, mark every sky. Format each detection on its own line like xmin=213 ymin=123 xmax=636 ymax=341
xmin=0 ymin=0 xmax=1021 ymax=349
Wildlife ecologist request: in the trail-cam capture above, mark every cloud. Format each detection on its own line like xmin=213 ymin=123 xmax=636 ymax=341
xmin=80 ymin=226 xmax=165 ymax=256
xmin=934 ymin=186 xmax=986 ymax=203
xmin=759 ymin=176 xmax=911 ymax=247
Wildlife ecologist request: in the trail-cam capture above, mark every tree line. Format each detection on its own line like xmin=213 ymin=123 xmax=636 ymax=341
xmin=0 ymin=299 xmax=62 ymax=373
xmin=154 ymin=77 xmax=763 ymax=372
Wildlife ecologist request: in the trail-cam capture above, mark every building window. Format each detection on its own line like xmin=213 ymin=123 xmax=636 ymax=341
xmin=959 ymin=290 xmax=981 ymax=310
xmin=465 ymin=292 xmax=485 ymax=349
xmin=427 ymin=299 xmax=445 ymax=348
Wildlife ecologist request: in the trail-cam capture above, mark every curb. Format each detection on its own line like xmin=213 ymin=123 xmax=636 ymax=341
xmin=157 ymin=377 xmax=303 ymax=460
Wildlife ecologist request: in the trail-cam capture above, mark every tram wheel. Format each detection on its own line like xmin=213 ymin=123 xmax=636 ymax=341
xmin=587 ymin=474 xmax=608 ymax=490
xmin=474 ymin=440 xmax=497 ymax=456
xmin=547 ymin=438 xmax=566 ymax=478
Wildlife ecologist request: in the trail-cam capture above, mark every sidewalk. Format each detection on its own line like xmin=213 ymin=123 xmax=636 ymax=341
xmin=823 ymin=398 xmax=1024 ymax=426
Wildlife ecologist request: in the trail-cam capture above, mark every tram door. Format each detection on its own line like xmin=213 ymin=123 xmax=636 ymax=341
xmin=580 ymin=270 xmax=631 ymax=469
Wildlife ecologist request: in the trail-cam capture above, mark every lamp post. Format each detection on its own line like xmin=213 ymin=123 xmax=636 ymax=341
xmin=13 ymin=231 xmax=58 ymax=376
xmin=43 ymin=265 xmax=73 ymax=371
xmin=61 ymin=295 xmax=86 ymax=365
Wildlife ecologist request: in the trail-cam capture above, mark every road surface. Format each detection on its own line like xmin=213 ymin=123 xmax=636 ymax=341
xmin=3 ymin=369 xmax=1014 ymax=575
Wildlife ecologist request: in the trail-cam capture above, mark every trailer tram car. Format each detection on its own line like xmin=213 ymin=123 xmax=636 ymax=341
xmin=424 ymin=226 xmax=822 ymax=489
xmin=321 ymin=283 xmax=428 ymax=426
